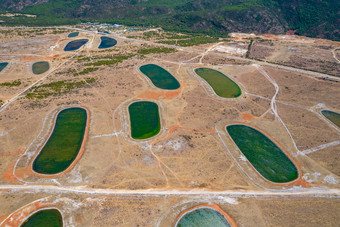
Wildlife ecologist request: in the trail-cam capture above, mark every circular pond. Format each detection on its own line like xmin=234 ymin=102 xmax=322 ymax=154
xmin=21 ymin=209 xmax=62 ymax=227
xmin=64 ymin=39 xmax=88 ymax=51
xmin=194 ymin=68 xmax=241 ymax=98
xmin=32 ymin=61 xmax=50 ymax=75
xmin=140 ymin=64 xmax=180 ymax=90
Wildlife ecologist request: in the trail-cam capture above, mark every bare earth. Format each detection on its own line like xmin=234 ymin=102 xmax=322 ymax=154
xmin=0 ymin=27 xmax=339 ymax=226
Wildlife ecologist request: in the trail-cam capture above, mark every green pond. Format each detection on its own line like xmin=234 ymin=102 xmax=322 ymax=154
xmin=67 ymin=32 xmax=79 ymax=38
xmin=33 ymin=107 xmax=87 ymax=174
xmin=0 ymin=62 xmax=8 ymax=72
xmin=64 ymin=39 xmax=88 ymax=51
xmin=98 ymin=36 xmax=117 ymax=49
xmin=129 ymin=101 xmax=161 ymax=139
xmin=177 ymin=208 xmax=231 ymax=227
xmin=321 ymin=110 xmax=340 ymax=128
xmin=21 ymin=209 xmax=62 ymax=227
xmin=139 ymin=64 xmax=180 ymax=90
xmin=226 ymin=124 xmax=298 ymax=183
xmin=32 ymin=61 xmax=50 ymax=75
xmin=195 ymin=68 xmax=241 ymax=98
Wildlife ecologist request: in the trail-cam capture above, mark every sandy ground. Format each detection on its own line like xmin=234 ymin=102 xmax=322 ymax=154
xmin=0 ymin=28 xmax=339 ymax=226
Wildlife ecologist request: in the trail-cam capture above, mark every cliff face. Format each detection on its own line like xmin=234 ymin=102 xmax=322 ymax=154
xmin=0 ymin=0 xmax=338 ymax=40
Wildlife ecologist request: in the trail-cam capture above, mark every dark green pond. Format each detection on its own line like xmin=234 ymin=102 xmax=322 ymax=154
xmin=21 ymin=209 xmax=62 ymax=227
xmin=32 ymin=61 xmax=50 ymax=75
xmin=140 ymin=64 xmax=180 ymax=90
xmin=33 ymin=107 xmax=87 ymax=174
xmin=64 ymin=39 xmax=88 ymax=51
xmin=67 ymin=32 xmax=79 ymax=38
xmin=0 ymin=62 xmax=8 ymax=72
xmin=321 ymin=110 xmax=340 ymax=128
xmin=226 ymin=124 xmax=298 ymax=183
xmin=195 ymin=68 xmax=241 ymax=98
xmin=98 ymin=36 xmax=117 ymax=49
xmin=129 ymin=101 xmax=161 ymax=139
xmin=177 ymin=208 xmax=231 ymax=227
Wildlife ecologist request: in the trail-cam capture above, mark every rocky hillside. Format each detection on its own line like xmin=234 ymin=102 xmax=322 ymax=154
xmin=0 ymin=0 xmax=339 ymax=40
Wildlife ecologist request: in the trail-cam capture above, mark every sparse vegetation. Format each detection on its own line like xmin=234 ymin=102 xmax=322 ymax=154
xmin=0 ymin=80 xmax=21 ymax=87
xmin=25 ymin=78 xmax=96 ymax=99
xmin=138 ymin=47 xmax=176 ymax=55
xmin=73 ymin=67 xmax=99 ymax=76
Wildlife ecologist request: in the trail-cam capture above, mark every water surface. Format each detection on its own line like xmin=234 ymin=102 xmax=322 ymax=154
xmin=33 ymin=107 xmax=87 ymax=174
xmin=321 ymin=110 xmax=340 ymax=128
xmin=21 ymin=209 xmax=62 ymax=227
xmin=226 ymin=124 xmax=298 ymax=183
xmin=32 ymin=61 xmax=50 ymax=75
xmin=140 ymin=64 xmax=180 ymax=90
xmin=195 ymin=68 xmax=241 ymax=98
xmin=0 ymin=62 xmax=8 ymax=72
xmin=68 ymin=32 xmax=79 ymax=38
xmin=129 ymin=101 xmax=160 ymax=139
xmin=177 ymin=208 xmax=230 ymax=227
xmin=64 ymin=39 xmax=88 ymax=51
xmin=98 ymin=36 xmax=117 ymax=49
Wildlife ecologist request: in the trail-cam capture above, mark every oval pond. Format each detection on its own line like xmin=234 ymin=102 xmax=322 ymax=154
xmin=64 ymin=39 xmax=88 ymax=51
xmin=195 ymin=68 xmax=241 ymax=98
xmin=321 ymin=110 xmax=340 ymax=128
xmin=140 ymin=64 xmax=180 ymax=90
xmin=32 ymin=61 xmax=50 ymax=75
xmin=68 ymin=32 xmax=79 ymax=38
xmin=177 ymin=208 xmax=231 ymax=227
xmin=129 ymin=101 xmax=161 ymax=139
xmin=98 ymin=36 xmax=117 ymax=49
xmin=33 ymin=107 xmax=88 ymax=174
xmin=21 ymin=209 xmax=62 ymax=227
xmin=226 ymin=124 xmax=298 ymax=183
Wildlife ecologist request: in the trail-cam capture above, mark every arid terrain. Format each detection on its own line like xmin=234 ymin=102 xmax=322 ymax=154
xmin=0 ymin=27 xmax=339 ymax=226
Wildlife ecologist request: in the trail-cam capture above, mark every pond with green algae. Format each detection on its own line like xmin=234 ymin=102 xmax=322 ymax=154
xmin=64 ymin=39 xmax=88 ymax=51
xmin=139 ymin=64 xmax=180 ymax=90
xmin=21 ymin=209 xmax=62 ymax=227
xmin=67 ymin=32 xmax=79 ymax=38
xmin=33 ymin=107 xmax=87 ymax=174
xmin=195 ymin=68 xmax=241 ymax=98
xmin=129 ymin=101 xmax=160 ymax=139
xmin=177 ymin=208 xmax=231 ymax=227
xmin=98 ymin=36 xmax=117 ymax=49
xmin=226 ymin=124 xmax=298 ymax=183
xmin=321 ymin=110 xmax=340 ymax=128
xmin=32 ymin=61 xmax=50 ymax=75
xmin=0 ymin=62 xmax=8 ymax=72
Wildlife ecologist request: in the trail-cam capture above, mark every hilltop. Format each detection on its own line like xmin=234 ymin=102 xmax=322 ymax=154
xmin=0 ymin=0 xmax=339 ymax=40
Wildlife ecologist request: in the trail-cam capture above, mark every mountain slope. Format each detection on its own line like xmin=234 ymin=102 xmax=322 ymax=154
xmin=0 ymin=0 xmax=339 ymax=40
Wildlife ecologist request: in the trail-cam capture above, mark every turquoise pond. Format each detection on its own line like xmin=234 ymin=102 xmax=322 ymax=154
xmin=98 ymin=37 xmax=117 ymax=49
xmin=0 ymin=62 xmax=8 ymax=72
xmin=177 ymin=208 xmax=231 ymax=227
